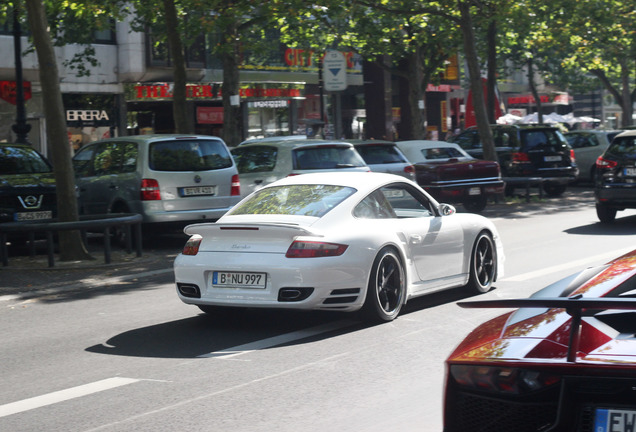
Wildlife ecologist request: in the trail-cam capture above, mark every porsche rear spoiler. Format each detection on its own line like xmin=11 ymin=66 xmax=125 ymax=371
xmin=458 ymin=296 xmax=636 ymax=363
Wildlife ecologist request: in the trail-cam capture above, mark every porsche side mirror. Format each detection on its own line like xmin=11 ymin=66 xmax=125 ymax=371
xmin=439 ymin=203 xmax=456 ymax=216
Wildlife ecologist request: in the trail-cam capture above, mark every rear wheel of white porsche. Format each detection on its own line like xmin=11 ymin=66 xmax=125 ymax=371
xmin=363 ymin=248 xmax=405 ymax=322
xmin=466 ymin=232 xmax=496 ymax=294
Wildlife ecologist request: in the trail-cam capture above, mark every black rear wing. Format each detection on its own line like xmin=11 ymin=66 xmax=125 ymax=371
xmin=458 ymin=296 xmax=636 ymax=363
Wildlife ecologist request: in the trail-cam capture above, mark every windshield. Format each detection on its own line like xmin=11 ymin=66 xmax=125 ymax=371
xmin=293 ymin=146 xmax=366 ymax=170
xmin=230 ymin=184 xmax=356 ymax=217
xmin=149 ymin=139 xmax=232 ymax=171
xmin=0 ymin=146 xmax=51 ymax=175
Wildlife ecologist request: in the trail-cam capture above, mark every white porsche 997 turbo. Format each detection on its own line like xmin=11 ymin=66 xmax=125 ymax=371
xmin=174 ymin=172 xmax=504 ymax=322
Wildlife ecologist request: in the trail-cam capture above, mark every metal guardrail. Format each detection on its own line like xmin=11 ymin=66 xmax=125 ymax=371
xmin=0 ymin=213 xmax=143 ymax=267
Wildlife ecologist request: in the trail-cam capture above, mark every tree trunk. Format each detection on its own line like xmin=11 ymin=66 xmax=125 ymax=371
xmin=221 ymin=21 xmax=242 ymax=147
xmin=527 ymin=57 xmax=543 ymax=123
xmin=407 ymin=49 xmax=425 ymax=140
xmin=163 ymin=0 xmax=189 ymax=134
xmin=458 ymin=0 xmax=497 ymax=162
xmin=24 ymin=0 xmax=91 ymax=261
xmin=591 ymin=63 xmax=634 ymax=128
xmin=486 ymin=19 xmax=497 ymax=124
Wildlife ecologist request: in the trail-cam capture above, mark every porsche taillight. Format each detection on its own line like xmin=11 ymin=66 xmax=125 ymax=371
xmin=141 ymin=178 xmax=161 ymax=201
xmin=182 ymin=235 xmax=202 ymax=255
xmin=285 ymin=241 xmax=348 ymax=258
xmin=450 ymin=365 xmax=560 ymax=395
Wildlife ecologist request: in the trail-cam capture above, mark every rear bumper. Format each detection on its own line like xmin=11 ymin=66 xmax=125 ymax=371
xmin=140 ymin=201 xmax=240 ymax=224
xmin=422 ymin=178 xmax=505 ymax=201
xmin=595 ymin=184 xmax=636 ymax=208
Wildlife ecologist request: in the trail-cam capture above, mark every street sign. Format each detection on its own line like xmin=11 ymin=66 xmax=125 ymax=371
xmin=323 ymin=51 xmax=347 ymax=92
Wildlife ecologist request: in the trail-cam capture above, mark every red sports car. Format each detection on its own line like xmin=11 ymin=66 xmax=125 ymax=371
xmin=444 ymin=249 xmax=636 ymax=432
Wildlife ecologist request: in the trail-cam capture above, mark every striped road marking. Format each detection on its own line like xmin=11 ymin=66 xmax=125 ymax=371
xmin=0 ymin=377 xmax=139 ymax=418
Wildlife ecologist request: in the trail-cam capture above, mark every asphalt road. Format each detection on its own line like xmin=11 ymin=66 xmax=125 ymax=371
xmin=2 ymin=186 xmax=636 ymax=432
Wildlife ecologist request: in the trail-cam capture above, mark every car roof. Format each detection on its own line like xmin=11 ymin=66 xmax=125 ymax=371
xmin=349 ymin=140 xmax=396 ymax=146
xmin=235 ymin=139 xmax=354 ymax=150
xmin=239 ymin=135 xmax=308 ymax=146
xmin=262 ymin=171 xmax=414 ymax=192
xmin=397 ymin=140 xmax=460 ymax=148
xmin=615 ymin=129 xmax=636 ymax=138
xmin=87 ymin=134 xmax=226 ymax=144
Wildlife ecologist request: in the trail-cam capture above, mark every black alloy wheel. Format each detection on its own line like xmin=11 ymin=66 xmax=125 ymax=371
xmin=363 ymin=247 xmax=405 ymax=322
xmin=467 ymin=232 xmax=496 ymax=294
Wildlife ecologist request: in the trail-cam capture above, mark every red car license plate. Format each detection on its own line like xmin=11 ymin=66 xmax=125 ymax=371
xmin=595 ymin=408 xmax=636 ymax=432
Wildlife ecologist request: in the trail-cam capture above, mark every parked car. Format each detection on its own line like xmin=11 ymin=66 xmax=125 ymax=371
xmin=395 ymin=140 xmax=504 ymax=213
xmin=72 ymin=135 xmax=241 ymax=231
xmin=594 ymin=129 xmax=636 ymax=223
xmin=444 ymin=248 xmax=636 ymax=432
xmin=349 ymin=140 xmax=415 ymax=181
xmin=0 ymin=143 xmax=56 ymax=233
xmin=230 ymin=139 xmax=369 ymax=197
xmin=174 ymin=172 xmax=504 ymax=322
xmin=449 ymin=124 xmax=578 ymax=196
xmin=565 ymin=130 xmax=621 ymax=181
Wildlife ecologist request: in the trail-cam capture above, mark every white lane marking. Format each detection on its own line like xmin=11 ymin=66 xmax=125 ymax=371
xmin=501 ymin=247 xmax=634 ymax=282
xmin=198 ymin=319 xmax=358 ymax=358
xmin=0 ymin=377 xmax=139 ymax=418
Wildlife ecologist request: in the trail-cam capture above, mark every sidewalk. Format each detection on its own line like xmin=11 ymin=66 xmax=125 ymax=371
xmin=0 ymin=187 xmax=595 ymax=297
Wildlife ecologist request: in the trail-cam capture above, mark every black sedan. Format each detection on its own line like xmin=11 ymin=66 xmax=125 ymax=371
xmin=594 ymin=129 xmax=636 ymax=222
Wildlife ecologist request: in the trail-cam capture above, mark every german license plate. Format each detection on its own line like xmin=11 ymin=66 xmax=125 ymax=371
xmin=468 ymin=187 xmax=481 ymax=196
xmin=544 ymin=155 xmax=562 ymax=162
xmin=15 ymin=211 xmax=52 ymax=221
xmin=212 ymin=271 xmax=266 ymax=289
xmin=181 ymin=186 xmax=215 ymax=196
xmin=623 ymin=168 xmax=636 ymax=177
xmin=595 ymin=408 xmax=636 ymax=432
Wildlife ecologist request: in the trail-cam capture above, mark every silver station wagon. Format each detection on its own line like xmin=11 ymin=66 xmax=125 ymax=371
xmin=230 ymin=139 xmax=370 ymax=197
xmin=72 ymin=135 xmax=241 ymax=227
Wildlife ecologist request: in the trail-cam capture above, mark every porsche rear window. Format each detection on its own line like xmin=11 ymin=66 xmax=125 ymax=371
xmin=230 ymin=185 xmax=356 ymax=217
xmin=149 ymin=139 xmax=232 ymax=171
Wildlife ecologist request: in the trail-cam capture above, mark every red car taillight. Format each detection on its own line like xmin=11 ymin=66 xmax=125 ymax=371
xmin=285 ymin=241 xmax=348 ymax=258
xmin=569 ymin=149 xmax=576 ymax=163
xmin=182 ymin=235 xmax=202 ymax=255
xmin=140 ymin=179 xmax=161 ymax=200
xmin=511 ymin=152 xmax=530 ymax=162
xmin=231 ymin=174 xmax=241 ymax=196
xmin=450 ymin=365 xmax=560 ymax=395
xmin=596 ymin=156 xmax=618 ymax=169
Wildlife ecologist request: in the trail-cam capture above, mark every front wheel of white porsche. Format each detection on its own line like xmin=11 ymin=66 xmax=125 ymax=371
xmin=466 ymin=232 xmax=496 ymax=294
xmin=363 ymin=248 xmax=405 ymax=322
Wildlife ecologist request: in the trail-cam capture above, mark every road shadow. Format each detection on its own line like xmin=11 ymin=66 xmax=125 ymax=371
xmin=85 ymin=308 xmax=366 ymax=359
xmin=565 ymin=213 xmax=636 ymax=236
xmin=85 ymin=284 xmax=487 ymax=359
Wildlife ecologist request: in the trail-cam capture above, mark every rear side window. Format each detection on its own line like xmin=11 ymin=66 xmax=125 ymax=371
xmin=231 ymin=145 xmax=277 ymax=173
xmin=149 ymin=139 xmax=232 ymax=171
xmin=607 ymin=136 xmax=636 ymax=158
xmin=521 ymin=130 xmax=567 ymax=151
xmin=453 ymin=131 xmax=480 ymax=150
xmin=355 ymin=145 xmax=407 ymax=164
xmin=0 ymin=146 xmax=51 ymax=174
xmin=293 ymin=146 xmax=366 ymax=170
xmin=422 ymin=147 xmax=464 ymax=160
